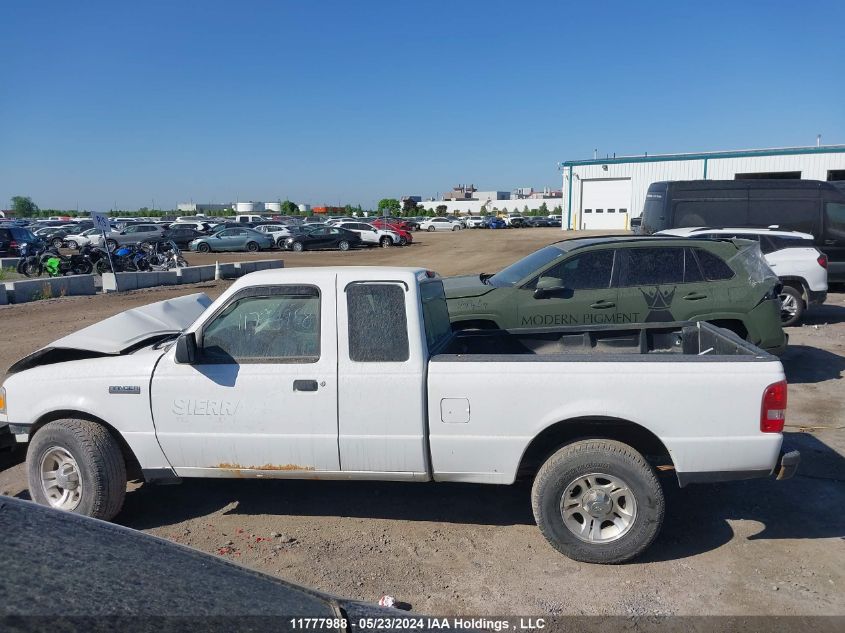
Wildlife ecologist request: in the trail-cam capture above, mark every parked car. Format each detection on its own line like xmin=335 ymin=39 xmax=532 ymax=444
xmin=504 ymin=215 xmax=528 ymax=228
xmin=167 ymin=221 xmax=212 ymax=233
xmin=190 ymin=227 xmax=274 ymax=253
xmin=253 ymin=223 xmax=293 ymax=248
xmin=284 ymin=226 xmax=362 ymax=252
xmin=368 ymin=219 xmax=413 ymax=245
xmin=637 ymin=179 xmax=845 ymax=282
xmin=163 ymin=228 xmax=205 ymax=249
xmin=0 ymin=225 xmax=41 ymax=256
xmin=443 ymin=235 xmax=787 ymax=355
xmin=63 ymin=228 xmax=104 ymax=250
xmin=525 ymin=217 xmax=555 ymax=227
xmin=335 ymin=221 xmax=401 ymax=247
xmin=465 ymin=216 xmax=487 ymax=228
xmin=1 ymin=268 xmax=798 ymax=564
xmin=95 ymin=223 xmax=167 ymax=251
xmin=419 ymin=217 xmax=463 ymax=232
xmin=33 ymin=227 xmax=74 ymax=250
xmin=657 ymin=227 xmax=828 ymax=326
xmin=482 ymin=216 xmax=507 ymax=229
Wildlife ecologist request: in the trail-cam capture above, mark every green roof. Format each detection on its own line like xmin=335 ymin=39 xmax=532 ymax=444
xmin=560 ymin=145 xmax=845 ymax=168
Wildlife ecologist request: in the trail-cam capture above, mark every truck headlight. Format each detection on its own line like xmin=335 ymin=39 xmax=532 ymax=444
xmin=0 ymin=386 xmax=6 ymax=414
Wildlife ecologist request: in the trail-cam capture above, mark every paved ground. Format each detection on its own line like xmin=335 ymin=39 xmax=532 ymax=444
xmin=1 ymin=227 xmax=843 ymax=616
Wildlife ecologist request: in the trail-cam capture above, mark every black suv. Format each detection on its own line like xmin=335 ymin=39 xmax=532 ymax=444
xmin=0 ymin=225 xmax=41 ymax=257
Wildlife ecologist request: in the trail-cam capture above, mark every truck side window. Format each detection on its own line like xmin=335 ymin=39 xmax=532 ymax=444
xmin=347 ymin=283 xmax=409 ymax=362
xmin=201 ymin=288 xmax=320 ymax=363
xmin=692 ymin=248 xmax=735 ymax=281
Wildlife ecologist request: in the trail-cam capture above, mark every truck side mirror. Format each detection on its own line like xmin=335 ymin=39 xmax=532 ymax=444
xmin=533 ymin=277 xmax=567 ymax=300
xmin=174 ymin=332 xmax=198 ymax=364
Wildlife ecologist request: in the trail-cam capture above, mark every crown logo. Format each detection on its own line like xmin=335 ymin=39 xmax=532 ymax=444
xmin=639 ymin=286 xmax=676 ymax=310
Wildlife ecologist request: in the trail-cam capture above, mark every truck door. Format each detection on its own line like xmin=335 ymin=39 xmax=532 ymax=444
xmin=336 ymin=277 xmax=428 ymax=475
xmin=151 ymin=284 xmax=339 ymax=474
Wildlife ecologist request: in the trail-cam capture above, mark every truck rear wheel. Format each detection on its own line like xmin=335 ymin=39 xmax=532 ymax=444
xmin=27 ymin=419 xmax=126 ymax=521
xmin=531 ymin=439 xmax=664 ymax=564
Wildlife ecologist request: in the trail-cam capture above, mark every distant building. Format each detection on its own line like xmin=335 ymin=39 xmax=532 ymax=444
xmin=177 ymin=202 xmax=231 ymax=214
xmin=420 ymin=185 xmax=560 ymax=216
xmin=312 ymin=206 xmax=346 ymax=215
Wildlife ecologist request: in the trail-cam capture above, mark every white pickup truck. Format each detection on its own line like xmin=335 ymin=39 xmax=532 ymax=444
xmin=0 ymin=267 xmax=799 ymax=563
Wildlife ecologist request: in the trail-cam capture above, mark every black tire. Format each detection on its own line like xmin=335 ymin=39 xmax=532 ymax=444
xmin=72 ymin=261 xmax=93 ymax=275
xmin=452 ymin=225 xmax=460 ymax=231
xmin=66 ymin=240 xmax=79 ymax=250
xmin=399 ymin=236 xmax=408 ymax=246
xmin=292 ymin=241 xmax=304 ymax=252
xmin=427 ymin=226 xmax=435 ymax=232
xmin=380 ymin=237 xmax=392 ymax=248
xmin=27 ymin=419 xmax=127 ymax=521
xmin=338 ymin=240 xmax=350 ymax=252
xmin=197 ymin=242 xmax=211 ymax=253
xmin=20 ymin=259 xmax=42 ymax=278
xmin=51 ymin=237 xmax=65 ymax=249
xmin=95 ymin=259 xmax=112 ymax=275
xmin=778 ymin=285 xmax=805 ymax=327
xmin=106 ymin=239 xmax=118 ymax=252
xmin=276 ymin=238 xmax=288 ymax=249
xmin=531 ymin=439 xmax=664 ymax=564
xmin=246 ymin=241 xmax=259 ymax=253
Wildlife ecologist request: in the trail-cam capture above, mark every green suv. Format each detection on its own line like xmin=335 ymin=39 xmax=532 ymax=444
xmin=444 ymin=236 xmax=787 ymax=355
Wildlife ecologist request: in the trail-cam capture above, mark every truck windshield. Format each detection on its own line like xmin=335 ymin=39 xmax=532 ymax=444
xmin=420 ymin=280 xmax=452 ymax=352
xmin=487 ymin=245 xmax=565 ymax=287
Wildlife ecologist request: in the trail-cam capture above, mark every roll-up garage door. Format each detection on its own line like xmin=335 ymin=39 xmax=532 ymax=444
xmin=580 ymin=179 xmax=632 ymax=230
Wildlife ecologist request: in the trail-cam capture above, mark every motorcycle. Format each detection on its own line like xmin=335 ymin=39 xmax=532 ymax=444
xmin=139 ymin=240 xmax=188 ymax=270
xmin=111 ymin=245 xmax=153 ymax=272
xmin=16 ymin=242 xmax=47 ymax=277
xmin=38 ymin=248 xmax=95 ymax=277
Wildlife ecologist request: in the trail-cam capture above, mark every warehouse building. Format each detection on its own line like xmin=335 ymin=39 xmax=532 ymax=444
xmin=560 ymin=145 xmax=845 ymax=230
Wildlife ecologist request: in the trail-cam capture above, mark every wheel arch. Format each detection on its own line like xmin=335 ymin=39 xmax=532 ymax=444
xmin=777 ymin=276 xmax=809 ymax=301
xmin=29 ymin=410 xmax=143 ymax=481
xmin=517 ymin=416 xmax=675 ymax=483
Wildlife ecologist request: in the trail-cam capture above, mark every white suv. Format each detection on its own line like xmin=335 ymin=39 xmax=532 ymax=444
xmin=419 ymin=217 xmax=462 ymax=232
xmin=658 ymin=227 xmax=828 ymax=326
xmin=335 ymin=221 xmax=400 ymax=247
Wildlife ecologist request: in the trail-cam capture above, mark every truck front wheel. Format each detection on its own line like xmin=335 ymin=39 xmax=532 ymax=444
xmin=27 ymin=419 xmax=127 ymax=521
xmin=531 ymin=439 xmax=664 ymax=564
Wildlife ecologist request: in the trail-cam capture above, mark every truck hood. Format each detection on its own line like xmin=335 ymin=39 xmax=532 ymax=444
xmin=7 ymin=292 xmax=212 ymax=374
xmin=441 ymin=274 xmax=496 ymax=299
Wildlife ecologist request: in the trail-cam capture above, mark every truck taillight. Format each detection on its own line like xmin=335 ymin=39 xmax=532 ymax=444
xmin=761 ymin=380 xmax=787 ymax=433
xmin=9 ymin=240 xmax=17 ymax=251
xmin=817 ymin=254 xmax=828 ymax=269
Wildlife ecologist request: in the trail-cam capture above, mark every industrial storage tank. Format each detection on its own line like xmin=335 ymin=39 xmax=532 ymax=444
xmin=235 ymin=201 xmax=258 ymax=213
xmin=298 ymin=203 xmax=311 ymax=213
xmin=265 ymin=201 xmax=282 ymax=213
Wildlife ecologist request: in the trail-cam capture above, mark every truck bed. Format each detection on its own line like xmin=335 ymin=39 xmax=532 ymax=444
xmin=438 ymin=321 xmax=769 ymax=360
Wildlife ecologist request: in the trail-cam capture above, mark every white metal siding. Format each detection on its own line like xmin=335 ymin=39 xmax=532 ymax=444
xmin=562 ymin=149 xmax=845 ymax=229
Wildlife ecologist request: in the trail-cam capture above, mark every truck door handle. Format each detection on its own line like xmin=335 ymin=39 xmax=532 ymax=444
xmin=590 ymin=300 xmax=616 ymax=309
xmin=293 ymin=380 xmax=318 ymax=392
xmin=824 ymin=239 xmax=836 ymax=246
xmin=683 ymin=293 xmax=708 ymax=300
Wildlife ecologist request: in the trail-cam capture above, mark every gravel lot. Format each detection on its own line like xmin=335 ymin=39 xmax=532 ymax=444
xmin=1 ymin=228 xmax=843 ymax=616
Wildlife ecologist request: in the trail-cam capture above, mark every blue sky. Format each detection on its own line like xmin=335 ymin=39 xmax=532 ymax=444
xmin=2 ymin=0 xmax=844 ymax=211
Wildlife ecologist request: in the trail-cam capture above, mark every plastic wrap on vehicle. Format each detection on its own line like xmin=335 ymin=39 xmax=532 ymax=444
xmin=728 ymin=241 xmax=779 ymax=286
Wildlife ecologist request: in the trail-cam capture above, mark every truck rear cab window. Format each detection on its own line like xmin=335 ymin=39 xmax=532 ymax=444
xmin=825 ymin=202 xmax=845 ymax=238
xmin=693 ymin=248 xmax=735 ymax=281
xmin=421 ymin=280 xmax=452 ymax=352
xmin=347 ymin=283 xmax=409 ymax=362
xmin=201 ymin=287 xmax=320 ymax=363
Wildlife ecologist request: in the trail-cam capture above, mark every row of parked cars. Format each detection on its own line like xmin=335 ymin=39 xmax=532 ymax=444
xmin=0 ymin=215 xmax=418 ymax=256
